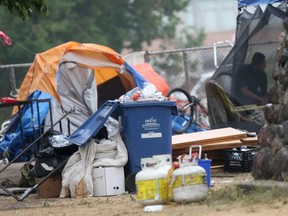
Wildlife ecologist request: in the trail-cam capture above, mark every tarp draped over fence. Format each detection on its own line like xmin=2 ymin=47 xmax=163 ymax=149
xmin=237 ymin=0 xmax=283 ymax=7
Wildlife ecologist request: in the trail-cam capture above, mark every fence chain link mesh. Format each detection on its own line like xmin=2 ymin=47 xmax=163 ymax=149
xmin=0 ymin=42 xmax=279 ymax=125
xmin=144 ymin=44 xmax=233 ymax=101
xmin=0 ymin=64 xmax=31 ymax=123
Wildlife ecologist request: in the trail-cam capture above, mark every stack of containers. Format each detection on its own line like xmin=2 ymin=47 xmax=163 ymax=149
xmin=135 ymin=148 xmax=211 ymax=205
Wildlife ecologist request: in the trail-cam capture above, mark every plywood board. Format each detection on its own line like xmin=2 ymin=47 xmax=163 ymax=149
xmin=172 ymin=139 xmax=243 ymax=157
xmin=200 ymin=140 xmax=244 ymax=151
xmin=241 ymin=136 xmax=258 ymax=144
xmin=172 ymin=127 xmax=247 ymax=149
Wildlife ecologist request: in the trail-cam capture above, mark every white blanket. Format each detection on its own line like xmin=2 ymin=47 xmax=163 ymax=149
xmin=60 ymin=133 xmax=128 ymax=198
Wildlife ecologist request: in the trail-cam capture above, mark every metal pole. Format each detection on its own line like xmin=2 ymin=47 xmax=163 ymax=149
xmin=0 ymin=184 xmax=20 ymax=201
xmin=9 ymin=67 xmax=18 ymax=98
xmin=182 ymin=51 xmax=190 ymax=90
xmin=18 ymin=157 xmax=69 ymax=201
xmin=0 ymin=108 xmax=74 ymax=175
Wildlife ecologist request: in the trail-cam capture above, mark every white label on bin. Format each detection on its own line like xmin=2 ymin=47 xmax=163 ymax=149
xmin=141 ymin=132 xmax=162 ymax=138
xmin=142 ymin=117 xmax=160 ymax=131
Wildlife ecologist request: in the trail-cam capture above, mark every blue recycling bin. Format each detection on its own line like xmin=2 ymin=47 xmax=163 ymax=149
xmin=118 ymin=101 xmax=177 ymax=177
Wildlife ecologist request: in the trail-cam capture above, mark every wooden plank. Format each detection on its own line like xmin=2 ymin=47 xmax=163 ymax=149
xmin=172 ymin=140 xmax=257 ymax=158
xmin=172 ymin=140 xmax=243 ymax=159
xmin=172 ymin=137 xmax=245 ymax=150
xmin=172 ymin=127 xmax=247 ymax=149
xmin=172 ymin=138 xmax=243 ymax=150
xmin=172 ymin=139 xmax=258 ymax=167
xmin=201 ymin=140 xmax=243 ymax=151
xmin=241 ymin=136 xmax=258 ymax=144
xmin=172 ymin=137 xmax=252 ymax=150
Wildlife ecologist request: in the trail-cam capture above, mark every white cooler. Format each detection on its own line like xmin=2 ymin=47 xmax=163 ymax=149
xmin=92 ymin=167 xmax=125 ymax=196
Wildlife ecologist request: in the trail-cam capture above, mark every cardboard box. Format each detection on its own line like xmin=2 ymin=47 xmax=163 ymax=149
xmin=92 ymin=167 xmax=125 ymax=196
xmin=34 ymin=173 xmax=62 ymax=198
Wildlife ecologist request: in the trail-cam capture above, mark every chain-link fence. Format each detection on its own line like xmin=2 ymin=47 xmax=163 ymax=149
xmin=144 ymin=41 xmax=279 ymax=100
xmin=144 ymin=43 xmax=233 ymax=100
xmin=0 ymin=63 xmax=31 ymax=124
xmin=0 ymin=41 xmax=279 ymax=125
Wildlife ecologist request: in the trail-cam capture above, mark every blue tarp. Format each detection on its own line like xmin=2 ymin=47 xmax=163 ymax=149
xmin=237 ymin=0 xmax=283 ymax=7
xmin=124 ymin=62 xmax=147 ymax=88
xmin=0 ymin=90 xmax=53 ymax=161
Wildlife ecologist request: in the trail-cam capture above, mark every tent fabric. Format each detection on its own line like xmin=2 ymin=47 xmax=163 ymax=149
xmin=1 ymin=41 xmax=147 ymax=160
xmin=124 ymin=62 xmax=147 ymax=88
xmin=133 ymin=63 xmax=170 ymax=96
xmin=0 ymin=91 xmax=53 ymax=161
xmin=205 ymin=80 xmax=240 ymax=125
xmin=237 ymin=0 xmax=283 ymax=7
xmin=210 ymin=3 xmax=286 ymax=100
xmin=205 ymin=80 xmax=265 ymax=133
xmin=56 ymin=62 xmax=98 ymax=132
xmin=15 ymin=41 xmax=147 ymax=132
xmin=14 ymin=41 xmax=137 ymax=110
xmin=207 ymin=3 xmax=285 ymax=131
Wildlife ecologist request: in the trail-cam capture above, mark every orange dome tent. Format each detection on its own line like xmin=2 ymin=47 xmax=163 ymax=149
xmin=133 ymin=63 xmax=170 ymax=96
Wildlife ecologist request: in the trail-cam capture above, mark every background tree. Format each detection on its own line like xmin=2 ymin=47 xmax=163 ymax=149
xmin=0 ymin=0 xmax=47 ymax=20
xmin=0 ymin=0 xmax=190 ymax=64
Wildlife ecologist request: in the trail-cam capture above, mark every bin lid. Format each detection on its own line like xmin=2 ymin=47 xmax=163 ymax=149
xmin=119 ymin=100 xmax=178 ymax=115
xmin=69 ymin=100 xmax=120 ymax=146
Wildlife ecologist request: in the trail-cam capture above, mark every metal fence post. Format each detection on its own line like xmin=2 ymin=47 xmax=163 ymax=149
xmin=9 ymin=67 xmax=18 ymax=98
xmin=182 ymin=50 xmax=190 ymax=90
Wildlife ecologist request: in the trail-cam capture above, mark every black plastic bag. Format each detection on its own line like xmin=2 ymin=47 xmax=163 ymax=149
xmin=29 ymin=147 xmax=67 ymax=178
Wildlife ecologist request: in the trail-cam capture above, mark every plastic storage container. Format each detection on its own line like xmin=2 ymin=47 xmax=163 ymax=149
xmin=224 ymin=146 xmax=260 ymax=172
xmin=189 ymin=146 xmax=211 ymax=188
xmin=118 ymin=101 xmax=177 ymax=177
xmin=198 ymin=158 xmax=212 ymax=188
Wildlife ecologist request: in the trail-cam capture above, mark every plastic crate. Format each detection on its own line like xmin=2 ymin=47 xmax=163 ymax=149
xmin=224 ymin=146 xmax=260 ymax=172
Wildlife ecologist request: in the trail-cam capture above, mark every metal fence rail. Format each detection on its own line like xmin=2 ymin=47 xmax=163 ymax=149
xmin=0 ymin=41 xmax=279 ymax=124
xmin=144 ymin=43 xmax=233 ymax=100
xmin=144 ymin=41 xmax=279 ymax=100
xmin=0 ymin=63 xmax=31 ymax=123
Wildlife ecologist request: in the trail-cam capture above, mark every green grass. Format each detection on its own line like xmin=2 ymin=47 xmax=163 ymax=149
xmin=205 ymin=185 xmax=288 ymax=208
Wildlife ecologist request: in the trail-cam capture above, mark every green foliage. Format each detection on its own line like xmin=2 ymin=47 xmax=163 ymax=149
xmin=0 ymin=0 xmax=191 ymax=64
xmin=0 ymin=0 xmax=47 ymax=20
xmin=177 ymin=27 xmax=206 ymax=48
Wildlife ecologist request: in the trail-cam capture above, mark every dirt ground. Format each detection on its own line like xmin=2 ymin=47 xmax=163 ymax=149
xmin=0 ymin=171 xmax=288 ymax=216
